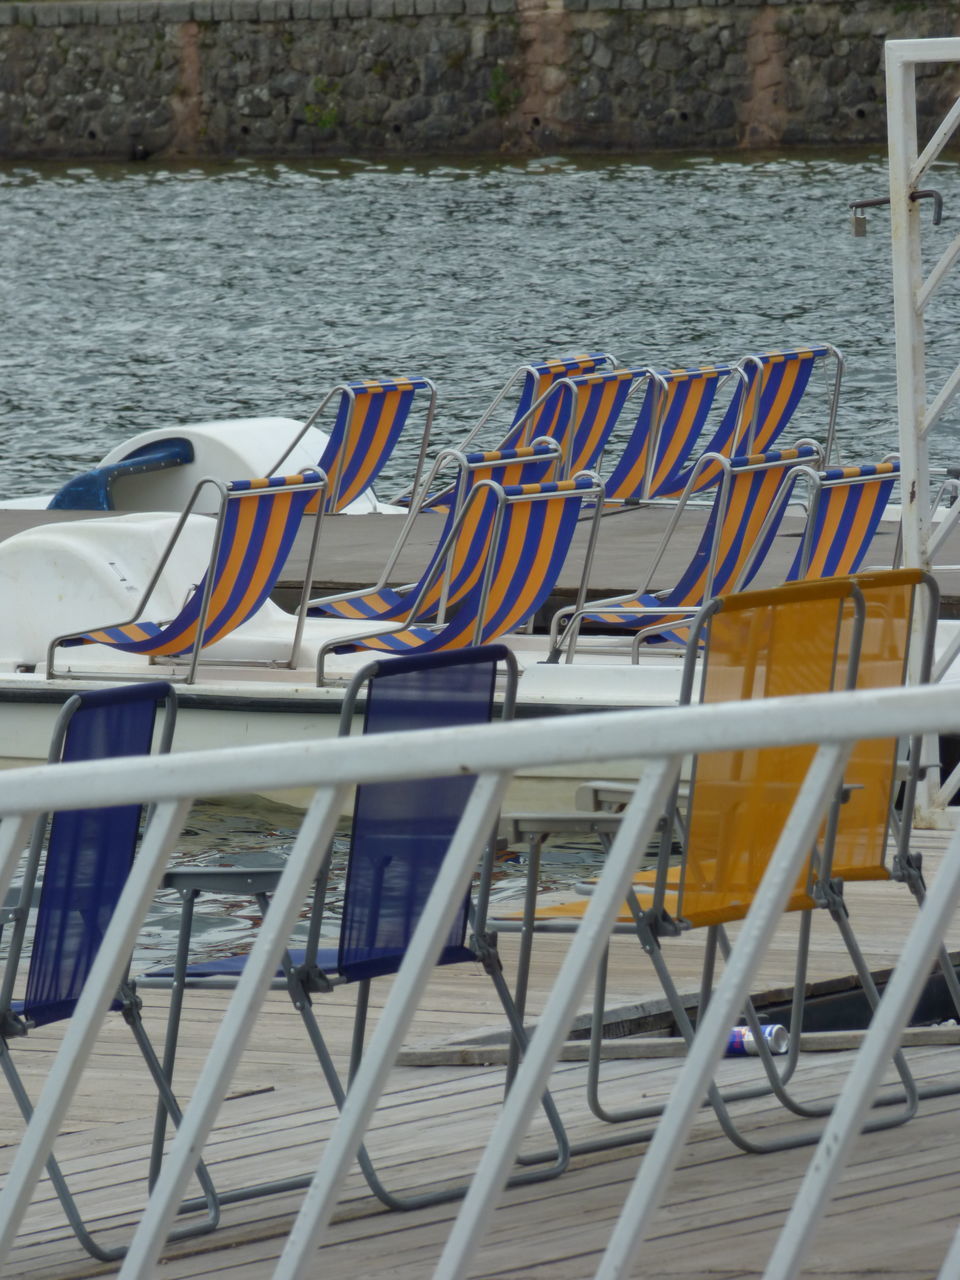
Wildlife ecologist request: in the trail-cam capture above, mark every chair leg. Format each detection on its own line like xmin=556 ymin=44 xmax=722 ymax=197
xmin=0 ymin=1028 xmax=218 ymax=1264
xmin=898 ymin=850 xmax=960 ymax=1023
xmin=584 ymin=945 xmax=673 ymax=1129
xmin=582 ymin=923 xmax=796 ymax=1137
xmin=505 ymin=831 xmax=546 ymax=1089
xmin=655 ymin=909 xmax=920 ymax=1152
xmin=122 ymin=989 xmax=222 ymax=1222
xmin=149 ymin=886 xmax=198 ymax=1187
xmin=638 ymin=928 xmax=839 ymax=1156
xmin=179 ymin=940 xmax=569 ymax=1215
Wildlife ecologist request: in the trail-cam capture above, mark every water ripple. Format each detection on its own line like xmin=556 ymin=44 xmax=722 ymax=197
xmin=4 ymin=149 xmax=959 ymax=500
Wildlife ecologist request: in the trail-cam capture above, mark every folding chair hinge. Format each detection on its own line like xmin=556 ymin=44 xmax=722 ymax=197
xmin=0 ymin=1012 xmax=29 ymax=1039
xmin=893 ymin=849 xmax=925 ymax=894
xmin=291 ymin=964 xmax=333 ymax=995
xmin=120 ymin=984 xmax=144 ymax=1021
xmin=470 ymin=930 xmax=502 ymax=974
xmin=814 ymin=876 xmax=848 ymax=916
xmin=637 ymin=907 xmax=682 ymax=951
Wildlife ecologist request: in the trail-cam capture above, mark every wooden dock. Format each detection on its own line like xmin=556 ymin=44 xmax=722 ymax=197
xmin=5 ymin=829 xmax=960 ymax=1279
xmin=4 ymin=504 xmax=960 ymax=614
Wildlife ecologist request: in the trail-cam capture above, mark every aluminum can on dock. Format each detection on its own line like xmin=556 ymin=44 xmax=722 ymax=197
xmin=725 ymin=1024 xmax=789 ymax=1056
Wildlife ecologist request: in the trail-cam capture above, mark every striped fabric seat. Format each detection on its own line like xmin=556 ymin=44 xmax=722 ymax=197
xmin=425 ymin=367 xmax=638 ymax=517
xmin=402 ymin=353 xmax=613 ymax=512
xmin=787 ymin=459 xmax=900 ymax=580
xmin=493 ymin=354 xmax=615 ymax=454
xmin=601 ymin=364 xmax=735 ymax=506
xmin=50 ymin=469 xmax=326 ymax=682
xmin=498 ymin=368 xmax=638 ymax=475
xmin=312 ymin=442 xmax=562 ymax=623
xmin=675 ymin=345 xmax=840 ymax=497
xmin=317 ymin=473 xmax=604 ymax=677
xmin=600 ymin=346 xmax=839 ymax=507
xmin=565 ymin=368 xmax=639 ymax=475
xmin=550 ymin=445 xmax=820 ymax=657
xmin=310 ymin=376 xmax=434 ymax=513
xmin=735 ymin=345 xmax=838 ymax=455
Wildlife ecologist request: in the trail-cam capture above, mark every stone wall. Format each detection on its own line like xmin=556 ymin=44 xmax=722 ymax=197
xmin=1 ymin=0 xmax=960 ymax=158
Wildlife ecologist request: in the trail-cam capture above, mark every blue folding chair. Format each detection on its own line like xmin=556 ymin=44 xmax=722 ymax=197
xmin=143 ymin=646 xmax=569 ymax=1211
xmin=0 ymin=682 xmax=219 ymax=1262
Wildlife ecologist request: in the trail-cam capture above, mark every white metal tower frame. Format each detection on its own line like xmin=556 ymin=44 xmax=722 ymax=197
xmin=887 ymin=38 xmax=960 ymax=822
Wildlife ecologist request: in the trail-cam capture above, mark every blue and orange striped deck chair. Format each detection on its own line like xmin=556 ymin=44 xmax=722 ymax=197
xmin=785 ymin=458 xmax=900 ymax=581
xmin=668 ymin=345 xmax=842 ymax=498
xmin=491 ymin=366 xmax=639 ymax=477
xmin=395 ymin=353 xmax=615 ymax=510
xmin=600 ymin=363 xmax=738 ymax=507
xmin=563 ymin=368 xmax=640 ymax=476
xmin=451 ymin=352 xmax=616 ymax=457
xmin=417 ymin=368 xmax=638 ymax=518
xmin=317 ymin=472 xmax=605 ymax=681
xmin=599 ymin=346 xmax=840 ymax=507
xmin=310 ymin=440 xmax=564 ymax=624
xmin=48 ymin=469 xmax=327 ymax=684
xmin=549 ymin=444 xmax=822 ymax=661
xmin=733 ymin=344 xmax=842 ymax=460
xmin=270 ymin=376 xmax=435 ymax=513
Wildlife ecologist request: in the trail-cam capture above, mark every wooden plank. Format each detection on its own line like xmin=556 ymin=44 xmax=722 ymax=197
xmin=4 ymin=504 xmax=960 ymax=610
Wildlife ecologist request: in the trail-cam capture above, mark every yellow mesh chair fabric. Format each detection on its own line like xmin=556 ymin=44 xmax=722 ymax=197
xmin=669 ymin=578 xmax=853 ymax=927
xmin=506 ymin=577 xmax=857 ymax=932
xmin=825 ymin=569 xmax=921 ymax=883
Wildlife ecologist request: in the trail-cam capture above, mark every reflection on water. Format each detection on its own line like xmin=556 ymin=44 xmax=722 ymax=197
xmin=4 ymin=148 xmax=960 ymax=503
xmin=136 ymin=797 xmax=612 ymax=968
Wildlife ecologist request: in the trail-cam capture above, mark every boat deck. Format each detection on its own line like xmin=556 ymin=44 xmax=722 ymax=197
xmin=5 ymin=829 xmax=960 ymax=1279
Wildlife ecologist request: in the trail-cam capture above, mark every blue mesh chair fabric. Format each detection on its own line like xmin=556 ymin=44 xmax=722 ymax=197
xmin=15 ymin=684 xmax=168 ymax=1028
xmin=0 ymin=681 xmax=219 ymax=1261
xmin=336 ymin=648 xmax=498 ymax=983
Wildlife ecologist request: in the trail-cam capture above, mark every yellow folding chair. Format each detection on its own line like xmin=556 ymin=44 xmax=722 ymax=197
xmin=490 ymin=575 xmax=923 ymax=1155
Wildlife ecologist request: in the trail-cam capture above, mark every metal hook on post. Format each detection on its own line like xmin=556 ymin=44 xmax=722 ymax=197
xmin=849 ymin=188 xmax=944 ymax=236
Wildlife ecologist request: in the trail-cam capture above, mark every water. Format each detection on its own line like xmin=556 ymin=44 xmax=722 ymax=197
xmin=130 ymin=797 xmax=612 ymax=971
xmin=4 ymin=148 xmax=960 ymax=504
xmin=3 ymin=146 xmax=959 ymax=958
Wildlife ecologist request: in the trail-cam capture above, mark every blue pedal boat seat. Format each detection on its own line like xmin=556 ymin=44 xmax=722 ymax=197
xmin=47 ymin=438 xmax=196 ymax=511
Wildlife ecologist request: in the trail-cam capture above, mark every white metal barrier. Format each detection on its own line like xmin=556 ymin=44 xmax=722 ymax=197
xmin=887 ymin=37 xmax=960 ymax=818
xmin=1 ymin=685 xmax=960 ymax=1276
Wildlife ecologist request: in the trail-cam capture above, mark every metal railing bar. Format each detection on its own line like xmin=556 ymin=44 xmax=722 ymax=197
xmin=118 ymin=784 xmax=347 ymax=1279
xmin=915 ymin=233 xmax=960 ymax=313
xmin=764 ymin=816 xmax=960 ymax=1280
xmin=594 ymin=742 xmax=850 ymax=1279
xmin=0 ymin=684 xmax=959 ymax=1271
xmin=0 ymin=687 xmax=956 ymax=821
xmin=436 ymin=756 xmax=682 ymax=1280
xmin=922 ymin=361 xmax=960 ymax=441
xmin=273 ymin=771 xmax=510 ymax=1280
xmin=0 ymin=800 xmax=192 ymax=1271
xmin=910 ymin=58 xmax=960 ymax=183
xmin=0 ymin=813 xmax=39 ymax=927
